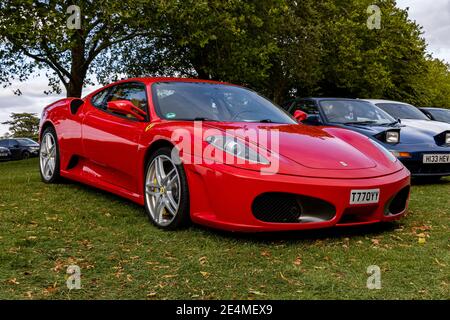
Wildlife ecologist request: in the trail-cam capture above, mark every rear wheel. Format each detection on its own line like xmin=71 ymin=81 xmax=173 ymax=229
xmin=39 ymin=127 xmax=61 ymax=183
xmin=144 ymin=147 xmax=190 ymax=230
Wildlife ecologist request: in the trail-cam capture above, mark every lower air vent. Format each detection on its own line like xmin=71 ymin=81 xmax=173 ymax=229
xmin=251 ymin=193 xmax=335 ymax=223
xmin=385 ymin=186 xmax=410 ymax=215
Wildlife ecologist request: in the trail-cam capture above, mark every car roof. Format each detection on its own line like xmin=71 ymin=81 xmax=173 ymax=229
xmin=109 ymin=77 xmax=232 ymax=86
xmin=296 ymin=97 xmax=363 ymax=102
xmin=361 ymin=99 xmax=412 ymax=105
xmin=420 ymin=107 xmax=449 ymax=111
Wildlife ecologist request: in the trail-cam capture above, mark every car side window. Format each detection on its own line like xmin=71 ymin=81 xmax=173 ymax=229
xmin=8 ymin=139 xmax=17 ymax=147
xmin=91 ymin=87 xmax=112 ymax=110
xmin=0 ymin=140 xmax=7 ymax=147
xmin=106 ymin=82 xmax=148 ymax=116
xmin=292 ymin=100 xmax=319 ymax=115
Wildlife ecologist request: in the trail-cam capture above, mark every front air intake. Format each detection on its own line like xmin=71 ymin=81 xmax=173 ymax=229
xmin=385 ymin=186 xmax=410 ymax=215
xmin=252 ymin=193 xmax=336 ymax=223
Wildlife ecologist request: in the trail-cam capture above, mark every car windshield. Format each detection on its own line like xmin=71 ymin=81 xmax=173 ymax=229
xmin=318 ymin=100 xmax=396 ymax=125
xmin=376 ymin=103 xmax=429 ymax=120
xmin=17 ymin=138 xmax=38 ymax=146
xmin=152 ymin=82 xmax=296 ymax=124
xmin=428 ymin=109 xmax=450 ymax=122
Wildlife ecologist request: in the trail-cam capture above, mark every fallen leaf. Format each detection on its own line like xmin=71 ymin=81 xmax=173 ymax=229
xmin=7 ymin=278 xmax=19 ymax=285
xmin=199 ymin=256 xmax=208 ymax=265
xmin=261 ymin=251 xmax=271 ymax=257
xmin=371 ymin=239 xmax=381 ymax=245
xmin=249 ymin=290 xmax=266 ymax=296
xmin=293 ymin=256 xmax=302 ymax=266
xmin=200 ymin=271 xmax=210 ymax=278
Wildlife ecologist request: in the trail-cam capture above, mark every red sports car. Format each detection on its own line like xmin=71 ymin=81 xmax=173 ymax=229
xmin=39 ymin=78 xmax=410 ymax=231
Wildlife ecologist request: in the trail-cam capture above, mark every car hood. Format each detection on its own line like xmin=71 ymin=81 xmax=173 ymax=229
xmin=338 ymin=120 xmax=450 ymax=145
xmin=202 ymin=122 xmax=403 ymax=178
xmin=400 ymin=119 xmax=450 ymax=135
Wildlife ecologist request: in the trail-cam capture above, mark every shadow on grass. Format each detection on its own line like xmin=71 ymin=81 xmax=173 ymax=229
xmin=196 ymin=222 xmax=401 ymax=243
xmin=56 ymin=178 xmax=404 ymax=243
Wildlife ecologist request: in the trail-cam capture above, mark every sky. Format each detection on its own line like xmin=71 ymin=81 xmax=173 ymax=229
xmin=1 ymin=0 xmax=450 ymax=135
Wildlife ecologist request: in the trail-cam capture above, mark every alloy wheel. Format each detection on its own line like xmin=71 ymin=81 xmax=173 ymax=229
xmin=40 ymin=132 xmax=56 ymax=180
xmin=145 ymin=155 xmax=181 ymax=226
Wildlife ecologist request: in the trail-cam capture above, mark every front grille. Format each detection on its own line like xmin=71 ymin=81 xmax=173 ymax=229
xmin=403 ymin=162 xmax=450 ymax=175
xmin=385 ymin=186 xmax=410 ymax=216
xmin=251 ymin=193 xmax=335 ymax=223
xmin=338 ymin=206 xmax=378 ymax=224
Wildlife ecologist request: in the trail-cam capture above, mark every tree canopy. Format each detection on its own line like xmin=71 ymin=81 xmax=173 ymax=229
xmin=0 ymin=0 xmax=449 ymax=107
xmin=1 ymin=112 xmax=40 ymax=139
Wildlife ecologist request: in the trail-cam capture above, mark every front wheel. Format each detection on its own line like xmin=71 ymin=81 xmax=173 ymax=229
xmin=144 ymin=147 xmax=190 ymax=230
xmin=39 ymin=127 xmax=61 ymax=183
xmin=22 ymin=151 xmax=30 ymax=160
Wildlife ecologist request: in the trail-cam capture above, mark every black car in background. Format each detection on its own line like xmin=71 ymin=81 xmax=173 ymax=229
xmin=0 ymin=147 xmax=11 ymax=161
xmin=420 ymin=108 xmax=450 ymax=124
xmin=0 ymin=138 xmax=39 ymax=160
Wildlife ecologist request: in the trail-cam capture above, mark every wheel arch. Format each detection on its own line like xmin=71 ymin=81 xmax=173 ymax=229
xmin=143 ymin=139 xmax=175 ymax=169
xmin=40 ymin=121 xmax=56 ymax=141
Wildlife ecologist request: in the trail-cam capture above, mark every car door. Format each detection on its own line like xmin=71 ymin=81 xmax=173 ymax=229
xmin=81 ymin=82 xmax=149 ymax=193
xmin=7 ymin=139 xmax=22 ymax=159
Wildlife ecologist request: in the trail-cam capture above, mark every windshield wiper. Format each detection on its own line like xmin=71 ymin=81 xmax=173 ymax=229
xmin=243 ymin=119 xmax=275 ymax=123
xmin=344 ymin=120 xmax=378 ymax=125
xmin=378 ymin=121 xmax=399 ymax=126
xmin=193 ymin=117 xmax=218 ymax=121
xmin=258 ymin=119 xmax=274 ymax=123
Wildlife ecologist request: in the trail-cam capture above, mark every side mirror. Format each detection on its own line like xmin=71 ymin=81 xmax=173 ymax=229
xmin=107 ymin=100 xmax=146 ymax=121
xmin=304 ymin=114 xmax=322 ymax=125
xmin=293 ymin=110 xmax=308 ymax=122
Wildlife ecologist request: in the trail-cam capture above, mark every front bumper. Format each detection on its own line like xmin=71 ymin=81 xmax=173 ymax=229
xmin=186 ymin=163 xmax=411 ymax=232
xmin=386 ymin=142 xmax=450 ymax=176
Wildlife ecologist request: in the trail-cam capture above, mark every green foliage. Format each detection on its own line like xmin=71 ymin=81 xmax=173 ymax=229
xmin=1 ymin=1 xmax=450 ymax=107
xmin=1 ymin=112 xmax=40 ymax=139
xmin=0 ymin=0 xmax=155 ymax=97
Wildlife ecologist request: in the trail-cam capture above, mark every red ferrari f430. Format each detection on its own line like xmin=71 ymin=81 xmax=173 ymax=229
xmin=39 ymin=78 xmax=410 ymax=231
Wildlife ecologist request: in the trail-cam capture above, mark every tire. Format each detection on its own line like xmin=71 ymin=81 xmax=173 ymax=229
xmin=22 ymin=151 xmax=30 ymax=160
xmin=414 ymin=176 xmax=442 ymax=184
xmin=39 ymin=127 xmax=61 ymax=183
xmin=144 ymin=147 xmax=190 ymax=230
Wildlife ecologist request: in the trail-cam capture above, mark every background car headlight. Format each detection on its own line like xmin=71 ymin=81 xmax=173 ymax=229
xmin=205 ymin=135 xmax=270 ymax=165
xmin=369 ymin=139 xmax=397 ymax=162
xmin=446 ymin=133 xmax=450 ymax=144
xmin=386 ymin=131 xmax=400 ymax=144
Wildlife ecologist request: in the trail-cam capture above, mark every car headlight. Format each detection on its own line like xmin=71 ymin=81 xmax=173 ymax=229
xmin=205 ymin=135 xmax=270 ymax=165
xmin=446 ymin=132 xmax=450 ymax=144
xmin=386 ymin=131 xmax=399 ymax=144
xmin=369 ymin=139 xmax=397 ymax=162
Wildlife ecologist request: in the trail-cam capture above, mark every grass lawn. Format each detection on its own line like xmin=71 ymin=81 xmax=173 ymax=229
xmin=0 ymin=158 xmax=448 ymax=299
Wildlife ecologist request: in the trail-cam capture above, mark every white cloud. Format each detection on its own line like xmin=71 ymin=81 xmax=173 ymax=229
xmin=397 ymin=0 xmax=450 ymax=62
xmin=0 ymin=74 xmax=100 ymax=135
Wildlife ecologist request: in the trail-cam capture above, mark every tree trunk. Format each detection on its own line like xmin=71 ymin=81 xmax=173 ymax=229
xmin=67 ymin=35 xmax=86 ymax=98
